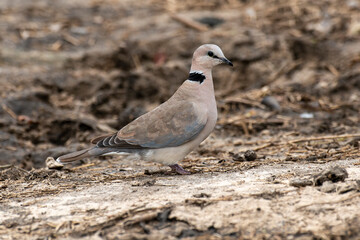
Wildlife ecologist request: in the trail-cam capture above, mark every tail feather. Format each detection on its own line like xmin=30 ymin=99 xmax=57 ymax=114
xmin=56 ymin=146 xmax=129 ymax=164
xmin=56 ymin=148 xmax=93 ymax=163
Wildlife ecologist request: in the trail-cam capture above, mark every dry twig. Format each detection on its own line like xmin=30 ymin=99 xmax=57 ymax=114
xmin=1 ymin=104 xmax=17 ymax=119
xmin=288 ymin=133 xmax=360 ymax=144
xmin=170 ymin=14 xmax=208 ymax=32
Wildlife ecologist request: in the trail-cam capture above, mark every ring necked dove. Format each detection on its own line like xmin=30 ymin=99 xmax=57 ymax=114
xmin=56 ymin=44 xmax=233 ymax=174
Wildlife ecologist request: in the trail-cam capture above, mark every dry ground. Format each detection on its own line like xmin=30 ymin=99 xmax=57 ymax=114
xmin=1 ymin=0 xmax=360 ymax=239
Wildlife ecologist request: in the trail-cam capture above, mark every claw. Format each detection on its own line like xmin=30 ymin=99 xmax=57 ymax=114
xmin=169 ymin=164 xmax=191 ymax=175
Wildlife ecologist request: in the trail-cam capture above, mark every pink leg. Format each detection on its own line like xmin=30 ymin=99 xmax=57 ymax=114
xmin=169 ymin=164 xmax=191 ymax=175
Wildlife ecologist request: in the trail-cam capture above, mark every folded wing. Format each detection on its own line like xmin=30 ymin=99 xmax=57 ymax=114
xmin=95 ymin=101 xmax=207 ymax=149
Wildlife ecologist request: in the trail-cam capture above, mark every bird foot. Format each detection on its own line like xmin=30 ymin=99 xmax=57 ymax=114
xmin=169 ymin=164 xmax=191 ymax=175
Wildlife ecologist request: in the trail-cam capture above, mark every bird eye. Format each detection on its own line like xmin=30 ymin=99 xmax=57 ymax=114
xmin=207 ymin=51 xmax=214 ymax=57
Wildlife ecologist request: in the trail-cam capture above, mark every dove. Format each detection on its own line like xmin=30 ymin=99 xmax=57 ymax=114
xmin=56 ymin=44 xmax=233 ymax=174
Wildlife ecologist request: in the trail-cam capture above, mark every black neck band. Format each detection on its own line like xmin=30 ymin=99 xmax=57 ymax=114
xmin=188 ymin=72 xmax=206 ymax=84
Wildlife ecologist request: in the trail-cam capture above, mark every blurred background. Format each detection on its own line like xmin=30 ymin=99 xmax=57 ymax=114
xmin=0 ymin=0 xmax=359 ymax=170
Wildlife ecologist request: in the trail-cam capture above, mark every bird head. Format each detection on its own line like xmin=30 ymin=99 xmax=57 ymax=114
xmin=192 ymin=44 xmax=233 ymax=69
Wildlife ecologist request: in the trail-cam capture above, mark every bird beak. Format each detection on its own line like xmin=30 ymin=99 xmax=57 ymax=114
xmin=221 ymin=57 xmax=233 ymax=67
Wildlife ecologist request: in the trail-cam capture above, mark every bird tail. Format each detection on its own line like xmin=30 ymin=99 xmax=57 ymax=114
xmin=56 ymin=147 xmax=95 ymax=163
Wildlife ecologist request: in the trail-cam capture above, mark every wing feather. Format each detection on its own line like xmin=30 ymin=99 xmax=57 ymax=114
xmin=117 ymin=101 xmax=207 ymax=148
xmin=93 ymin=100 xmax=207 ymax=149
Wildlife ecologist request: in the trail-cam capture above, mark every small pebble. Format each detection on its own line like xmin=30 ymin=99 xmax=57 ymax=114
xmin=336 ymin=182 xmax=359 ymax=194
xmin=232 ymin=153 xmax=245 ymax=162
xmin=289 ymin=178 xmax=313 ymax=187
xmin=319 ymin=181 xmax=336 ymax=193
xmin=313 ymin=166 xmax=348 ymax=186
xmin=261 ymin=96 xmax=281 ymax=111
xmin=300 ymin=113 xmax=314 ymax=119
xmin=45 ymin=157 xmax=63 ymax=170
xmin=244 ymin=150 xmax=257 ymax=161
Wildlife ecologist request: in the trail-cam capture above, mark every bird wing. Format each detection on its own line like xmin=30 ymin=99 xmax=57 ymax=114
xmin=91 ymin=133 xmax=115 ymax=144
xmin=95 ymin=100 xmax=208 ymax=149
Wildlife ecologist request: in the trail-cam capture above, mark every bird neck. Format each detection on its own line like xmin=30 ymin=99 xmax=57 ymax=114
xmin=187 ymin=67 xmax=214 ymax=94
xmin=188 ymin=71 xmax=206 ymax=83
xmin=189 ymin=65 xmax=213 ymax=82
xmin=173 ymin=69 xmax=215 ymax=105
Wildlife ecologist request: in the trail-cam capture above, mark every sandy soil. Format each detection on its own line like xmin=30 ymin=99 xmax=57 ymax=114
xmin=1 ymin=0 xmax=360 ymax=239
xmin=1 ymin=159 xmax=360 ymax=239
